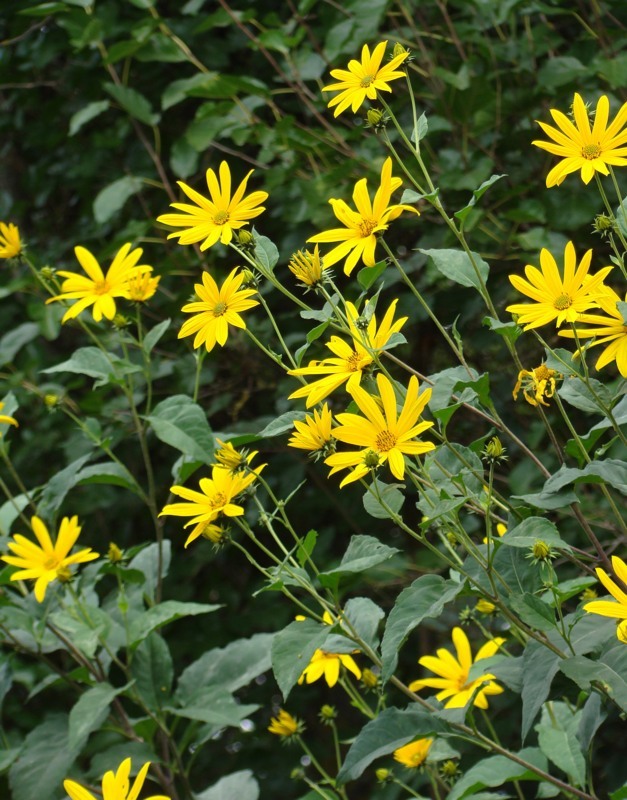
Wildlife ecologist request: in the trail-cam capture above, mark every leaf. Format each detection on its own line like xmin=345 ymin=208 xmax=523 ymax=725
xmin=75 ymin=462 xmax=142 ymax=495
xmin=37 ymin=453 xmax=91 ymax=517
xmin=336 ymin=706 xmax=449 ymax=784
xmin=357 ymin=261 xmax=387 ymax=290
xmin=258 ymin=410 xmax=305 ymax=438
xmin=509 ymin=593 xmax=555 ymax=632
xmin=49 ymin=606 xmax=114 ymax=659
xmin=68 ymin=682 xmax=125 ymax=750
xmin=68 ymin=100 xmax=110 ymax=136
xmin=195 ymin=770 xmax=259 ymax=800
xmin=343 ymin=597 xmax=385 ymax=652
xmin=518 ymin=460 xmax=627 ymax=509
xmin=146 ymin=395 xmax=215 ymax=464
xmin=577 ymin=692 xmax=605 ymax=752
xmin=419 ymin=247 xmax=490 ymax=291
xmin=271 ymin=619 xmax=329 ymax=700
xmin=43 ymin=347 xmax=142 ymax=386
xmin=168 ymin=688 xmax=258 ymax=726
xmin=131 ymin=633 xmax=173 ymax=711
xmin=128 ymin=600 xmax=220 ymax=648
xmin=0 ymin=322 xmax=39 ymax=367
xmin=380 ymin=575 xmax=463 ymax=682
xmin=93 ymin=175 xmax=144 ymax=224
xmin=560 ymin=646 xmax=627 ymax=714
xmin=482 ymin=315 xmax=523 ymax=344
xmin=143 ymin=318 xmax=170 ymax=355
xmin=558 ymin=378 xmax=611 ymax=414
xmin=454 ymin=174 xmax=507 ymax=224
xmin=128 ymin=540 xmax=172 ymax=602
xmin=536 ymin=702 xmax=586 ymax=788
xmin=104 ymin=82 xmax=159 ymax=125
xmin=362 ymin=480 xmax=404 ymax=519
xmin=297 ymin=530 xmax=318 ymax=568
xmin=253 ymin=232 xmax=279 ymax=271
xmin=318 ymin=535 xmax=400 ymax=583
xmin=521 ymin=641 xmax=561 ymax=740
xmin=499 ymin=516 xmax=571 ymax=551
xmin=447 ymin=747 xmax=549 ymax=800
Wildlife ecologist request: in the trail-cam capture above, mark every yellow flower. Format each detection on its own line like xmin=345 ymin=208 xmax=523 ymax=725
xmin=160 ymin=464 xmax=263 ymax=548
xmin=298 ymin=649 xmax=361 ymax=687
xmin=322 ymin=41 xmax=408 ymax=117
xmin=393 ymin=738 xmax=433 ymax=769
xmin=475 ymin=599 xmax=497 ymax=615
xmin=268 ymin=709 xmax=303 ymax=738
xmin=287 ymin=298 xmax=406 ymax=407
xmin=288 ymin=403 xmax=335 ymax=457
xmin=1 ymin=516 xmax=99 ymax=602
xmin=308 ymin=157 xmax=418 ymax=276
xmin=288 ymin=244 xmax=329 ymax=289
xmin=513 ymin=364 xmax=560 ymax=407
xmin=584 ymin=555 xmax=627 ymax=643
xmin=0 ymin=402 xmax=18 ymax=434
xmin=325 ymin=373 xmax=434 ymax=487
xmin=64 ymin=758 xmax=170 ymax=800
xmin=157 ymin=161 xmax=268 ymax=251
xmin=178 ymin=268 xmax=258 ymax=353
xmin=409 ymin=626 xmax=505 ymax=709
xmin=47 ymin=243 xmax=153 ymax=323
xmin=0 ymin=222 xmax=22 ymax=259
xmin=506 ymin=241 xmax=612 ymax=330
xmin=532 ymin=92 xmax=627 ymax=187
xmin=127 ymin=270 xmax=160 ymax=302
xmin=214 ymin=439 xmax=250 ymax=471
xmin=559 ymin=286 xmax=627 ymax=377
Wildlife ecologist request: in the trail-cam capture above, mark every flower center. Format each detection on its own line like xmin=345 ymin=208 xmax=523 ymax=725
xmin=358 ymin=218 xmax=378 ymax=237
xmin=213 ymin=301 xmax=228 ymax=316
xmin=360 ymin=75 xmax=375 ymax=88
xmin=581 ymin=143 xmax=602 ymax=160
xmin=93 ymin=280 xmax=111 ymax=296
xmin=213 ymin=210 xmax=230 ymax=225
xmin=553 ymin=293 xmax=572 ymax=310
xmin=375 ymin=429 xmax=397 ymax=452
xmin=346 ymin=351 xmax=365 ymax=372
xmin=44 ymin=555 xmax=60 ymax=571
xmin=210 ymin=491 xmax=227 ymax=509
xmin=534 ymin=365 xmax=552 ymax=381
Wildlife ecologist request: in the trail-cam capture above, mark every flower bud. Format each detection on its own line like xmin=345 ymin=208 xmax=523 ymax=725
xmin=108 ymin=542 xmax=124 ymax=563
xmin=376 ymin=768 xmax=392 ymax=782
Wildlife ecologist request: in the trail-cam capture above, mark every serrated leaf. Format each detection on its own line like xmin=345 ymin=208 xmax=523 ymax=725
xmin=128 ymin=600 xmax=220 ymax=648
xmin=536 ymin=702 xmax=586 ymax=787
xmin=146 ymin=395 xmax=214 ymax=464
xmin=447 ymin=747 xmax=549 ymax=800
xmin=131 ymin=633 xmax=173 ymax=711
xmin=521 ymin=642 xmax=561 ymax=740
xmin=420 ymin=247 xmax=490 ymax=291
xmin=68 ymin=682 xmax=125 ymax=749
xmin=560 ymin=646 xmax=627 ymax=713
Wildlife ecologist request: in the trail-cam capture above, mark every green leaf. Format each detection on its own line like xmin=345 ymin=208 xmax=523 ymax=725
xmin=337 ymin=706 xmax=449 ymax=784
xmin=380 ymin=575 xmax=463 ymax=682
xmin=271 ymin=619 xmax=329 ymax=700
xmin=68 ymin=682 xmax=125 ymax=750
xmin=104 ymin=82 xmax=159 ymax=125
xmin=168 ymin=688 xmax=258 ymax=726
xmin=305 ymin=320 xmax=329 ymax=343
xmin=49 ymin=606 xmax=115 ymax=659
xmin=577 ymin=692 xmax=606 ymax=752
xmin=318 ymin=535 xmax=400 ymax=583
xmin=509 ymin=593 xmax=555 ymax=632
xmin=68 ymin=100 xmax=110 ymax=136
xmin=146 ymin=395 xmax=215 ymax=464
xmin=362 ymin=480 xmax=404 ymax=519
xmin=0 ymin=322 xmax=39 ymax=367
xmin=536 ymin=702 xmax=586 ymax=787
xmin=519 ymin=460 xmax=627 ymax=509
xmin=537 ymin=56 xmax=587 ymax=88
xmin=419 ymin=247 xmax=489 ymax=291
xmin=560 ymin=646 xmax=627 ymax=714
xmin=93 ymin=175 xmax=144 ymax=224
xmin=558 ymin=378 xmax=611 ymax=414
xmin=482 ymin=315 xmax=522 ymax=344
xmin=143 ymin=318 xmax=170 ymax=355
xmin=357 ymin=260 xmax=387 ymax=290
xmin=128 ymin=600 xmax=220 ymax=648
xmin=195 ymin=770 xmax=259 ymax=800
xmin=258 ymin=410 xmax=305 ymax=438
xmin=343 ymin=597 xmax=385 ymax=652
xmin=38 ymin=453 xmax=91 ymax=517
xmin=454 ymin=174 xmax=507 ymax=224
xmin=75 ymin=462 xmax=142 ymax=495
xmin=447 ymin=747 xmax=549 ymax=800
xmin=297 ymin=530 xmax=318 ymax=568
xmin=521 ymin=642 xmax=561 ymax=740
xmin=253 ymin=232 xmax=279 ymax=271
xmin=128 ymin=540 xmax=171 ymax=602
xmin=499 ymin=516 xmax=571 ymax=551
xmin=43 ymin=347 xmax=142 ymax=386
xmin=131 ymin=633 xmax=173 ymax=711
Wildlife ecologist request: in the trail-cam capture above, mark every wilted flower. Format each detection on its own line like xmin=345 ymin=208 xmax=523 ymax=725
xmin=513 ymin=364 xmax=560 ymax=407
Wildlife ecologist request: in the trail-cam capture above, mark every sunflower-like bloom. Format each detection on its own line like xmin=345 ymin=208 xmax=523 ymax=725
xmin=0 ymin=222 xmax=22 ymax=259
xmin=393 ymin=738 xmax=433 ymax=769
xmin=583 ymin=555 xmax=627 ymax=644
xmin=127 ymin=270 xmax=160 ymax=303
xmin=559 ymin=286 xmax=627 ymax=377
xmin=64 ymin=758 xmax=169 ymax=800
xmin=298 ymin=649 xmax=361 ymax=687
xmin=1 ymin=516 xmax=99 ymax=602
xmin=178 ymin=268 xmax=258 ymax=353
xmin=268 ymin=709 xmax=304 ymax=738
xmin=47 ymin=243 xmax=153 ymax=323
xmin=0 ymin=402 xmax=18 ymax=434
xmin=288 ymin=404 xmax=336 ymax=458
xmin=288 ymin=244 xmax=329 ymax=289
xmin=157 ymin=161 xmax=268 ymax=251
xmin=308 ymin=158 xmax=418 ymax=276
xmin=532 ymin=93 xmax=627 ymax=187
xmin=287 ymin=299 xmax=407 ymax=407
xmin=160 ymin=463 xmax=264 ymax=547
xmin=409 ymin=626 xmax=505 ymax=709
xmin=214 ymin=439 xmax=255 ymax=472
xmin=506 ymin=241 xmax=612 ymax=330
xmin=325 ymin=373 xmax=434 ymax=487
xmin=322 ymin=41 xmax=408 ymax=117
xmin=513 ymin=364 xmax=560 ymax=407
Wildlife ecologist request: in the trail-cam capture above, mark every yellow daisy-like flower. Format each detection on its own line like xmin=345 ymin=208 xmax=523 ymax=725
xmin=583 ymin=555 xmax=627 ymax=643
xmin=160 ymin=464 xmax=263 ymax=548
xmin=213 ymin=438 xmax=254 ymax=472
xmin=288 ymin=244 xmax=329 ymax=289
xmin=0 ymin=402 xmax=18 ymax=434
xmin=325 ymin=373 xmax=434 ymax=487
xmin=47 ymin=243 xmax=153 ymax=323
xmin=322 ymin=41 xmax=408 ymax=118
xmin=308 ymin=157 xmax=418 ymax=276
xmin=409 ymin=626 xmax=505 ymax=709
xmin=513 ymin=364 xmax=560 ymax=407
xmin=64 ymin=758 xmax=169 ymax=800
xmin=178 ymin=268 xmax=258 ymax=353
xmin=1 ymin=516 xmax=99 ymax=602
xmin=506 ymin=241 xmax=612 ymax=330
xmin=393 ymin=738 xmax=433 ymax=769
xmin=157 ymin=161 xmax=268 ymax=251
xmin=559 ymin=286 xmax=627 ymax=377
xmin=287 ymin=298 xmax=407 ymax=407
xmin=268 ymin=709 xmax=303 ymax=738
xmin=127 ymin=270 xmax=160 ymax=303
xmin=0 ymin=222 xmax=22 ymax=259
xmin=532 ymin=92 xmax=627 ymax=187
xmin=288 ymin=403 xmax=335 ymax=457
xmin=298 ymin=649 xmax=361 ymax=687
